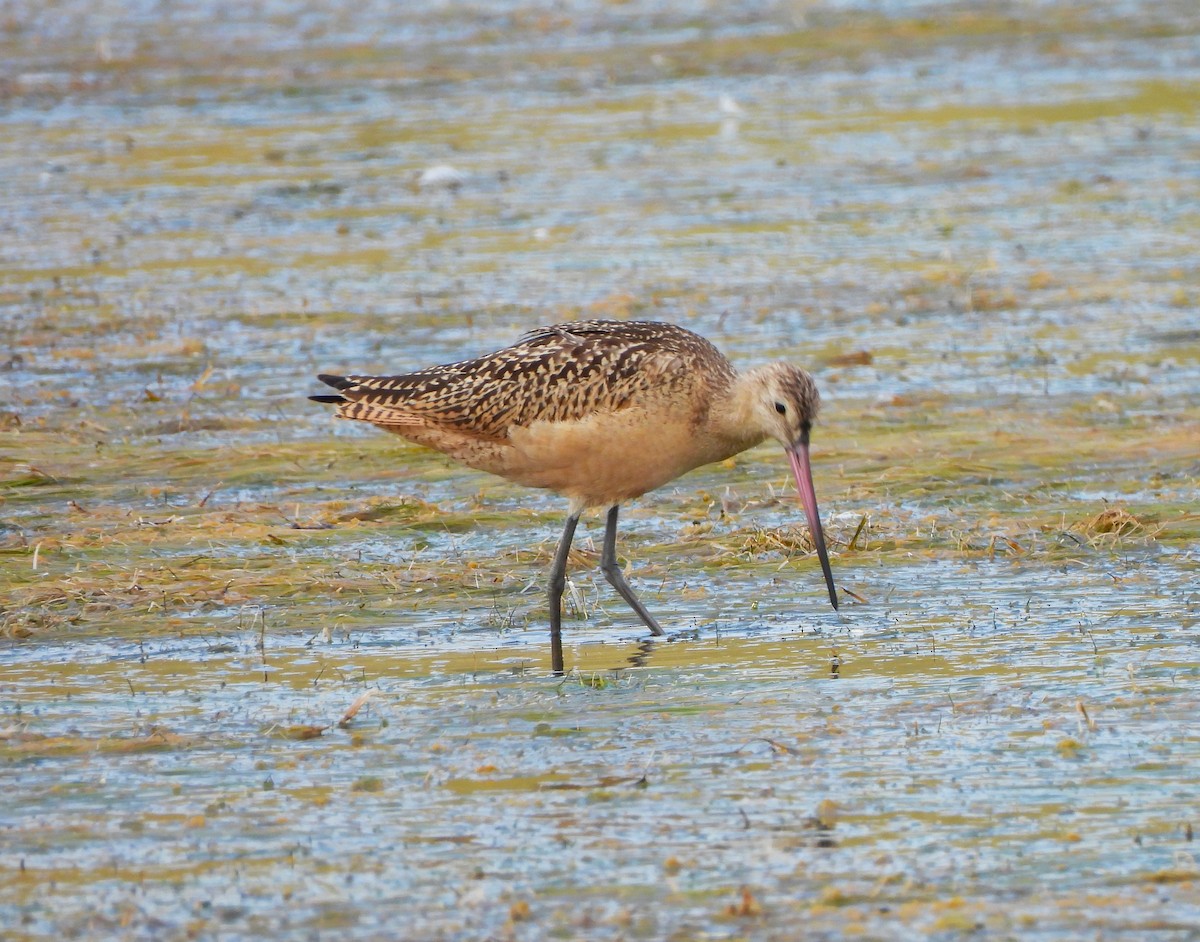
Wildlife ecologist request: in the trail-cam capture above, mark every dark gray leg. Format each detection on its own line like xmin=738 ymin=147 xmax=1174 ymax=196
xmin=548 ymin=512 xmax=581 ymax=675
xmin=599 ymin=505 xmax=666 ymax=637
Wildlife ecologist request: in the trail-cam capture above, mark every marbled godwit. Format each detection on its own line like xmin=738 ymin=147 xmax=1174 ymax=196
xmin=311 ymin=319 xmax=838 ymax=673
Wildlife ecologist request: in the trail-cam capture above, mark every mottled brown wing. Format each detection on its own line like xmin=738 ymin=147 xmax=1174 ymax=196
xmin=314 ymin=320 xmax=732 ymax=440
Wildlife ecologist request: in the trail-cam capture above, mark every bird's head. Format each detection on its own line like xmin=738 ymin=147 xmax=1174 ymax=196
xmin=747 ymin=362 xmax=821 ymax=451
xmin=741 ymin=362 xmax=838 ymax=611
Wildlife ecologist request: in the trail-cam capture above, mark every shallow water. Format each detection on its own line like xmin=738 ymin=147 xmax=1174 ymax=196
xmin=3 ymin=0 xmax=1200 ymax=939
xmin=4 ymin=555 xmax=1199 ymax=940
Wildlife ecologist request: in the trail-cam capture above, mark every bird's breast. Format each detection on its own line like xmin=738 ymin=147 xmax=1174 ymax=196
xmin=499 ymin=405 xmax=757 ymax=508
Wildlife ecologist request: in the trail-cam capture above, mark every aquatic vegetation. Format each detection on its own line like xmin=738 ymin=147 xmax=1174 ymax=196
xmin=1 ymin=0 xmax=1198 ymax=939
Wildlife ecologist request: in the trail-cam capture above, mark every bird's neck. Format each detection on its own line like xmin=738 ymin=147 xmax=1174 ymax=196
xmin=709 ymin=368 xmax=771 ymax=456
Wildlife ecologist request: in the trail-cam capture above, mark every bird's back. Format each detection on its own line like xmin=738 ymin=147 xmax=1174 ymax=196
xmin=319 ymin=320 xmax=732 ymax=435
xmin=314 ymin=320 xmax=743 ymax=506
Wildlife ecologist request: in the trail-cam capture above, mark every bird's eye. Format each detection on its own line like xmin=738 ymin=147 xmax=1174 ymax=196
xmin=774 ymin=402 xmax=787 ymax=416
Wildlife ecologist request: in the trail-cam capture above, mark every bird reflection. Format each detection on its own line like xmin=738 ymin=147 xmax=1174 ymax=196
xmin=624 ymin=637 xmax=659 ymax=669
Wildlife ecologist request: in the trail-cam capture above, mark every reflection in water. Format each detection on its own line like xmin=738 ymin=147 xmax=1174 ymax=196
xmin=624 ymin=637 xmax=659 ymax=669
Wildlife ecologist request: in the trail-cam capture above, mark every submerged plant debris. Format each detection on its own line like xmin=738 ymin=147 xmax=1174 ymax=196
xmin=2 ymin=0 xmax=1199 ymax=939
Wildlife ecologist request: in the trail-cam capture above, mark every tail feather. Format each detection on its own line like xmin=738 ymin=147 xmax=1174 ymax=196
xmin=318 ymin=373 xmax=356 ymax=391
xmin=311 ymin=372 xmax=430 ymax=430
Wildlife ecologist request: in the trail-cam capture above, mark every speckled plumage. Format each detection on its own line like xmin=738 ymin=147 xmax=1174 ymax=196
xmin=312 ymin=318 xmax=837 ymax=672
xmin=314 ymin=319 xmax=817 ymax=510
xmin=322 ymin=320 xmax=734 ymax=435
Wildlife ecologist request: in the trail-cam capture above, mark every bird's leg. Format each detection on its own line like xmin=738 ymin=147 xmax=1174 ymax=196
xmin=548 ymin=511 xmax=581 ymax=676
xmin=599 ymin=505 xmax=666 ymax=637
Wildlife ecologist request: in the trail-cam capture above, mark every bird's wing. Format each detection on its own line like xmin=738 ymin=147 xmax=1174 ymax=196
xmin=315 ymin=320 xmax=729 ymax=439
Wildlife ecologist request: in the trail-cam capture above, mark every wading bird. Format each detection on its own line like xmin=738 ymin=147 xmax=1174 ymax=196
xmin=311 ymin=320 xmax=838 ymax=673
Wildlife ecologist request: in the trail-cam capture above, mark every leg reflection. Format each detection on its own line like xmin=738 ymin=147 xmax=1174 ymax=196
xmin=625 ymin=637 xmax=660 ymax=669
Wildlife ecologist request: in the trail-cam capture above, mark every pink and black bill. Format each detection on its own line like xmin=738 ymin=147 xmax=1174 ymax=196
xmin=786 ymin=427 xmax=838 ymax=610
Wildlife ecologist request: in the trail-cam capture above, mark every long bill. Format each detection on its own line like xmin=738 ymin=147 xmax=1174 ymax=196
xmin=786 ymin=443 xmax=839 ymax=610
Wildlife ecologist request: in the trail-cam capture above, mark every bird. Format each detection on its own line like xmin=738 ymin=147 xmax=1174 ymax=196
xmin=310 ymin=319 xmax=838 ymax=674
